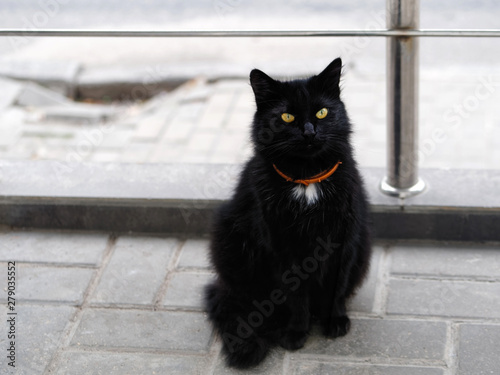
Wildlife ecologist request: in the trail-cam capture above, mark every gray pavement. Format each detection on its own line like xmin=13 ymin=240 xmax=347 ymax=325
xmin=0 ymin=71 xmax=500 ymax=170
xmin=1 ymin=229 xmax=500 ymax=374
xmin=1 ymin=0 xmax=500 ymax=172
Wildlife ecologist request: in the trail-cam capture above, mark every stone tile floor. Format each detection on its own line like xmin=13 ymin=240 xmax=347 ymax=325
xmin=1 ymin=69 xmax=500 ymax=171
xmin=0 ymin=229 xmax=499 ymax=374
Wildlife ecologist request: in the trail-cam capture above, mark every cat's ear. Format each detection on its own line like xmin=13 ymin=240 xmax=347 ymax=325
xmin=316 ymin=57 xmax=342 ymax=95
xmin=250 ymin=69 xmax=278 ymax=106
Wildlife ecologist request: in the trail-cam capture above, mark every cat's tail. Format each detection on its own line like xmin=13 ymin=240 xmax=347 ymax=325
xmin=204 ymin=281 xmax=272 ymax=369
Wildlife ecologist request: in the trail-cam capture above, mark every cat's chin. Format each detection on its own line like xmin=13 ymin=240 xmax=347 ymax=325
xmin=290 ymin=143 xmax=326 ymax=158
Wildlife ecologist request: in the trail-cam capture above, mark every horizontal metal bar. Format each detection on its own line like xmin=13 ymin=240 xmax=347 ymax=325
xmin=1 ymin=28 xmax=500 ymax=38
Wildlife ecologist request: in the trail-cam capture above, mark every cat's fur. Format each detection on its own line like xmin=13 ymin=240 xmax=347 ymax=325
xmin=204 ymin=58 xmax=371 ymax=369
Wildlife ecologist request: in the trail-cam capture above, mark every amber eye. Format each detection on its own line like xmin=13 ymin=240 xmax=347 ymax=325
xmin=281 ymin=113 xmax=295 ymax=123
xmin=316 ymin=108 xmax=328 ymax=119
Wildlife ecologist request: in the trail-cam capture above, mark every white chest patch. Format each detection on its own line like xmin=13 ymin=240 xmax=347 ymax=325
xmin=291 ymin=183 xmax=321 ymax=205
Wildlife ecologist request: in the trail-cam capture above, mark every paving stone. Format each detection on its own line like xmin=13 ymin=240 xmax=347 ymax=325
xmin=177 ymin=239 xmax=211 ymax=269
xmin=77 ymin=64 xmax=183 ymax=100
xmin=348 ymin=246 xmax=383 ymax=313
xmin=197 ymin=90 xmax=236 ymax=130
xmin=12 ymin=265 xmax=93 ymax=303
xmin=85 ymin=149 xmax=120 ymax=163
xmin=225 ymin=111 xmax=253 ymax=133
xmin=96 ymin=129 xmax=135 ymax=149
xmin=0 ymin=68 xmax=499 ymax=171
xmin=301 ymin=319 xmax=447 ymax=361
xmin=0 ymin=60 xmax=80 ymax=96
xmin=1 ymin=74 xmax=497 ymax=170
xmin=458 ymin=324 xmax=500 ymax=375
xmin=162 ymin=272 xmax=215 ymax=309
xmin=213 ymin=347 xmax=285 ymax=375
xmin=88 ymin=149 xmax=120 ymax=163
xmin=488 ymin=149 xmax=500 ymax=167
xmin=148 ymin=142 xmax=183 ymax=162
xmin=68 ymin=127 xmax=126 ymax=152
xmin=236 ymin=144 xmax=253 ymax=163
xmin=71 ymin=309 xmax=212 ymax=352
xmin=186 ymin=131 xmax=219 ymax=153
xmin=213 ymin=80 xmax=249 ymax=91
xmin=35 ymin=144 xmax=73 ymax=161
xmin=1 ymin=304 xmax=76 ymax=374
xmin=91 ymin=236 xmax=178 ymax=305
xmin=390 ymin=244 xmax=500 ymax=279
xmin=54 ymin=351 xmax=210 ymax=375
xmin=21 ymin=123 xmax=76 ymax=141
xmin=118 ymin=143 xmax=153 ymax=163
xmin=0 ymin=231 xmax=109 ymax=265
xmin=7 ymin=137 xmax=45 ymax=159
xmin=231 ymin=90 xmax=255 ymax=110
xmin=290 ymin=362 xmax=445 ymax=375
xmin=0 ymin=108 xmax=23 ymax=147
xmin=133 ymin=109 xmax=170 ymax=141
xmin=214 ymin=132 xmax=249 ymax=153
xmin=2 ymin=144 xmax=36 ymax=160
xmin=171 ymin=99 xmax=205 ymax=118
xmin=16 ymin=83 xmax=71 ymax=107
xmin=41 ymin=104 xmax=118 ymax=124
xmin=387 ymin=278 xmax=500 ymax=318
xmin=178 ymin=151 xmax=213 ymax=164
xmin=0 ymin=77 xmax=22 ymax=111
xmin=180 ymin=84 xmax=212 ymax=103
xmin=162 ymin=113 xmax=197 ymax=143
xmin=209 ymin=151 xmax=241 ymax=164
xmin=197 ymin=107 xmax=228 ymax=132
xmin=354 ymin=146 xmax=385 ymax=168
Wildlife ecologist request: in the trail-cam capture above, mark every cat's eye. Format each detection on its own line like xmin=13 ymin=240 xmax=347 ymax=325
xmin=316 ymin=108 xmax=328 ymax=119
xmin=281 ymin=113 xmax=295 ymax=123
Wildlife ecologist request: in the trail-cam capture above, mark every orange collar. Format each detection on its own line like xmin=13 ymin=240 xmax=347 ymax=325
xmin=272 ymin=161 xmax=342 ymax=186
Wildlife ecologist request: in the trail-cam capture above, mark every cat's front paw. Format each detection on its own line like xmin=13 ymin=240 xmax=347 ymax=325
xmin=323 ymin=315 xmax=351 ymax=338
xmin=279 ymin=330 xmax=308 ymax=351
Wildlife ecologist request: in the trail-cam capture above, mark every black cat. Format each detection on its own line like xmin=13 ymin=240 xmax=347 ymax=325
xmin=204 ymin=57 xmax=371 ymax=369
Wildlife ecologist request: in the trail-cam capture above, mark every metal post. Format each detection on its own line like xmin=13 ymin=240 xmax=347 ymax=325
xmin=381 ymin=0 xmax=426 ymax=198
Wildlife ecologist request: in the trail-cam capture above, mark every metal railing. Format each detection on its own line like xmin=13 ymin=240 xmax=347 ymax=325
xmin=1 ymin=29 xmax=500 ymax=38
xmin=382 ymin=0 xmax=424 ymax=197
xmin=1 ymin=0 xmax=499 ymax=198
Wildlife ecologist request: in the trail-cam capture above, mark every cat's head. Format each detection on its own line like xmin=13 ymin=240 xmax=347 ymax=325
xmin=249 ymin=58 xmax=351 ymax=164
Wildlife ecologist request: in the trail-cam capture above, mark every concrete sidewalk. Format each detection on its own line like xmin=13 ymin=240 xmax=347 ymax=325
xmin=1 ymin=229 xmax=499 ymax=375
xmin=0 ymin=69 xmax=499 ymax=170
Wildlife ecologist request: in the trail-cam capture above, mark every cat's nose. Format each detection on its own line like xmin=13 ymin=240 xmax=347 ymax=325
xmin=303 ymin=122 xmax=316 ymax=141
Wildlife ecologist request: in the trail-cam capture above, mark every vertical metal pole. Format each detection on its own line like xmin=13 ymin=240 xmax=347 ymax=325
xmin=381 ymin=0 xmax=425 ymax=198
